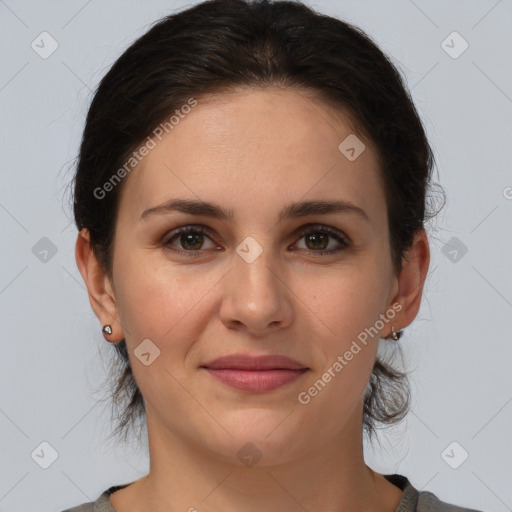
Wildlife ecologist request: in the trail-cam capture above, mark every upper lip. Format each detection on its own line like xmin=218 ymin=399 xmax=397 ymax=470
xmin=201 ymin=354 xmax=308 ymax=370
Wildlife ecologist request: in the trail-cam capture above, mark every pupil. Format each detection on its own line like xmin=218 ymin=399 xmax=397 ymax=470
xmin=307 ymin=233 xmax=327 ymax=250
xmin=183 ymin=233 xmax=202 ymax=250
xmin=180 ymin=232 xmax=329 ymax=251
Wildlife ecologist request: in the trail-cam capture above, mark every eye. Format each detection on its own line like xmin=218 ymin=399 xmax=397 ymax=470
xmin=162 ymin=224 xmax=350 ymax=257
xmin=163 ymin=225 xmax=219 ymax=256
xmin=292 ymin=224 xmax=350 ymax=256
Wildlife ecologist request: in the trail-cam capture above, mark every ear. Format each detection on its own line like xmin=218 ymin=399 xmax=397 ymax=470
xmin=75 ymin=228 xmax=124 ymax=341
xmin=384 ymin=228 xmax=430 ymax=337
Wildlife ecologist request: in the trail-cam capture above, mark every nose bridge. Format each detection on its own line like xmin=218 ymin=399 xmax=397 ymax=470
xmin=234 ymin=233 xmax=280 ymax=301
xmin=219 ymin=232 xmax=292 ymax=333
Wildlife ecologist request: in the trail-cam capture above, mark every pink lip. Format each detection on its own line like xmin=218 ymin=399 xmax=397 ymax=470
xmin=201 ymin=354 xmax=309 ymax=392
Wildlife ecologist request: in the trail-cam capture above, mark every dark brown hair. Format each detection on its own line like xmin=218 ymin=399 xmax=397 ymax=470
xmin=70 ymin=0 xmax=444 ymax=446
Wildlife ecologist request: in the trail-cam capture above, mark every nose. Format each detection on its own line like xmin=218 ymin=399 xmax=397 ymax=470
xmin=219 ymin=243 xmax=294 ymax=337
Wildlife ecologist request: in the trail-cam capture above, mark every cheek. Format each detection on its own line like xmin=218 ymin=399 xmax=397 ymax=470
xmin=297 ymin=266 xmax=387 ymax=416
xmin=112 ymin=259 xmax=214 ymax=404
xmin=112 ymin=254 xmax=218 ymax=350
xmin=309 ymin=262 xmax=388 ymax=350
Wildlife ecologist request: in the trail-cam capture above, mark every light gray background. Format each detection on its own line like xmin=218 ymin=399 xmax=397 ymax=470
xmin=1 ymin=1 xmax=511 ymax=511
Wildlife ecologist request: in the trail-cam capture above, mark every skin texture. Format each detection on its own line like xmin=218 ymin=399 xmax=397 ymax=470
xmin=76 ymin=86 xmax=430 ymax=512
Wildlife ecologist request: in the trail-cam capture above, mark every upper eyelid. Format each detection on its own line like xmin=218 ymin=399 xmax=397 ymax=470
xmin=165 ymin=223 xmax=350 ymax=246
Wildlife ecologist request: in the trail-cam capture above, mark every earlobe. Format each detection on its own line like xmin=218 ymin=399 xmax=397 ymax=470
xmin=386 ymin=229 xmax=430 ymax=336
xmin=75 ymin=228 xmax=123 ymax=342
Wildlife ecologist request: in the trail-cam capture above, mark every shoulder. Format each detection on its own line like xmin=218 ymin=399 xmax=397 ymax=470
xmin=60 ymin=491 xmax=108 ymax=511
xmin=62 ymin=477 xmax=485 ymax=512
xmin=416 ymin=489 xmax=484 ymax=512
xmin=60 ymin=484 xmax=127 ymax=512
xmin=384 ymin=474 xmax=484 ymax=512
xmin=60 ymin=502 xmax=95 ymax=512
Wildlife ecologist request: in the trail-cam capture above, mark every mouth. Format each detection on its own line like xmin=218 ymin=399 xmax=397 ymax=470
xmin=200 ymin=354 xmax=309 ymax=392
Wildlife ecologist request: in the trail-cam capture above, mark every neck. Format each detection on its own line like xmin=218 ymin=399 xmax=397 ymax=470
xmin=116 ymin=406 xmax=402 ymax=512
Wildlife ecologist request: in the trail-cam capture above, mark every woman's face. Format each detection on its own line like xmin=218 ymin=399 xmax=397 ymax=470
xmin=107 ymin=87 xmax=401 ymax=464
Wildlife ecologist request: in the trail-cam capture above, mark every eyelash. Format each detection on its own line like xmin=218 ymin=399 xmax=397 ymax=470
xmin=162 ymin=224 xmax=350 ymax=258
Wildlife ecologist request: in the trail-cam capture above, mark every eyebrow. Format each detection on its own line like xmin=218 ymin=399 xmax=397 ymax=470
xmin=139 ymin=198 xmax=369 ymax=223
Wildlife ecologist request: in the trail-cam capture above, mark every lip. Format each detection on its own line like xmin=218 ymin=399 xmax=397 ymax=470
xmin=200 ymin=354 xmax=309 ymax=392
xmin=202 ymin=354 xmax=307 ymax=371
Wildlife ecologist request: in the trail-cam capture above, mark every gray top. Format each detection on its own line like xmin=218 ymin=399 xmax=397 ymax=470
xmin=61 ymin=474 xmax=484 ymax=512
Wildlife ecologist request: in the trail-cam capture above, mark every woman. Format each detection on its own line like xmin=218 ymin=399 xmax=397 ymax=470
xmin=64 ymin=0 xmax=483 ymax=510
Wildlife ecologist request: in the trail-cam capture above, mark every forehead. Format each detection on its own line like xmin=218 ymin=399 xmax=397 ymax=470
xmin=118 ymin=86 xmax=386 ymax=226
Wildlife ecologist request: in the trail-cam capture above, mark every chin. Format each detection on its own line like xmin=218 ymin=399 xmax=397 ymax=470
xmin=199 ymin=411 xmax=306 ymax=467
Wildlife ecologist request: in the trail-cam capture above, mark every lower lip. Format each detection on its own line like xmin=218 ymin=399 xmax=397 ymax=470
xmin=203 ymin=368 xmax=308 ymax=392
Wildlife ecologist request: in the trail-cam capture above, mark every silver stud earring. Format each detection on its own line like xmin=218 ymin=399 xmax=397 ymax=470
xmin=387 ymin=326 xmax=403 ymax=341
xmin=102 ymin=325 xmax=112 ymax=335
